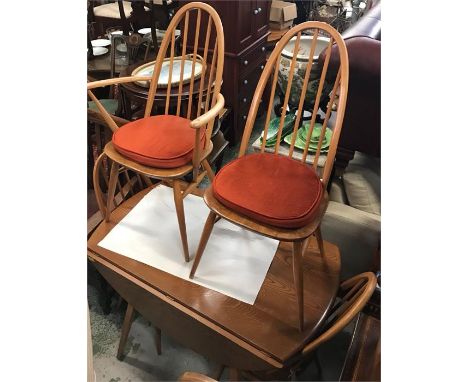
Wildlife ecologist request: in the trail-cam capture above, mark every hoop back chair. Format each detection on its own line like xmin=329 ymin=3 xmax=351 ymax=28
xmin=189 ymin=22 xmax=349 ymax=331
xmin=239 ymin=272 xmax=377 ymax=381
xmin=88 ymin=2 xmax=225 ymax=263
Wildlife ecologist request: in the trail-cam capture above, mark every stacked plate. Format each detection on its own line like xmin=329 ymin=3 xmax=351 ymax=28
xmin=284 ymin=122 xmax=332 ymax=154
xmin=90 ymin=38 xmax=111 ymax=56
xmin=260 ymin=114 xmax=295 ymax=147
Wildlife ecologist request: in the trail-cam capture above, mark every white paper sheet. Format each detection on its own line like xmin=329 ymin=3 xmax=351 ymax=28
xmin=98 ymin=185 xmax=279 ymax=304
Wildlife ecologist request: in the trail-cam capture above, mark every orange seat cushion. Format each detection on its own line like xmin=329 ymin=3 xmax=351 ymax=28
xmin=213 ymin=153 xmax=324 ymax=229
xmin=112 ymin=115 xmax=205 ymax=168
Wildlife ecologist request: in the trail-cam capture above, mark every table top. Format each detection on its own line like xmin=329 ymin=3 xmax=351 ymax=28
xmin=88 ymin=185 xmax=341 ymax=365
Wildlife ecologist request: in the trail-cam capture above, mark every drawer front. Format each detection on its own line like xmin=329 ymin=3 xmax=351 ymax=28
xmin=238 ymin=38 xmax=268 ymax=77
xmin=237 ymin=62 xmax=266 ymax=126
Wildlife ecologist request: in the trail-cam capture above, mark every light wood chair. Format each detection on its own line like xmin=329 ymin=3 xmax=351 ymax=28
xmin=291 ymin=272 xmax=377 ymax=381
xmin=88 ymin=2 xmax=225 ymax=262
xmin=189 ymin=22 xmax=349 ymax=330
xmin=179 ymin=372 xmax=217 ymax=382
xmin=235 ymin=272 xmax=377 ymax=381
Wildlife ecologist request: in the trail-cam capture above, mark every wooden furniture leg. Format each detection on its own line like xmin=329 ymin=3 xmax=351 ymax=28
xmin=105 ymin=161 xmax=120 ymax=222
xmin=213 ymin=365 xmax=225 ymax=380
xmin=172 ymin=179 xmax=190 ymax=262
xmin=229 ymin=368 xmax=240 ymax=381
xmin=117 ymin=303 xmax=135 ymax=360
xmin=315 ymin=226 xmax=325 ymax=256
xmin=313 ymin=352 xmax=323 ymax=380
xmin=189 ymin=211 xmax=217 ymax=278
xmin=202 ymin=158 xmax=215 ymax=181
xmin=292 ymin=241 xmax=304 ymax=331
xmin=155 ymin=327 xmax=162 ymax=355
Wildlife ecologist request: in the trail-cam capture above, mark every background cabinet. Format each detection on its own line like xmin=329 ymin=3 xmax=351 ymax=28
xmin=184 ymin=0 xmax=271 ymax=144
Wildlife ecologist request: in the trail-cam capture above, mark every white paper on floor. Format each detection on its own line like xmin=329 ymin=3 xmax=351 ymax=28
xmin=98 ymin=185 xmax=279 ymax=304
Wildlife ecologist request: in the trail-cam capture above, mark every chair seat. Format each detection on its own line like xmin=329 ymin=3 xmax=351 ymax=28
xmin=212 ymin=153 xmax=324 ymax=229
xmin=112 ymin=115 xmax=205 ymax=168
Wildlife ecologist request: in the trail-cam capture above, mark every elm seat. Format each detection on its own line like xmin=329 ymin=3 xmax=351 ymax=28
xmin=212 ymin=153 xmax=324 ymax=229
xmin=112 ymin=115 xmax=205 ymax=168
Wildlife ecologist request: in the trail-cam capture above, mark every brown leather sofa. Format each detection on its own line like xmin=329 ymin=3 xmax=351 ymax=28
xmin=325 ymin=2 xmax=381 ymax=171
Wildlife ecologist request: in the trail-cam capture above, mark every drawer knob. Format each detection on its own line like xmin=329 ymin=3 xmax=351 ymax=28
xmin=260 ymin=64 xmax=265 ymax=70
xmin=258 ymin=7 xmax=262 ymax=13
xmin=244 ymin=79 xmax=248 ymax=85
xmin=243 ymin=98 xmax=247 ymax=103
xmin=254 ymin=9 xmax=258 ymax=15
xmin=261 ymin=46 xmax=266 ymax=52
xmin=244 ymin=60 xmax=248 ymax=66
xmin=243 ymin=115 xmax=247 ymax=120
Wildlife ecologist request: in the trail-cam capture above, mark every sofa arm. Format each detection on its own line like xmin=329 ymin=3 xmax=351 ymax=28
xmin=321 ymin=201 xmax=380 ymax=280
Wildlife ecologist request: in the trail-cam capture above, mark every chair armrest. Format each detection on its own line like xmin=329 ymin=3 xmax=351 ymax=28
xmin=87 ymin=108 xmax=130 ymax=127
xmin=190 ymin=93 xmax=225 ymax=129
xmin=87 ymin=75 xmax=153 ymax=90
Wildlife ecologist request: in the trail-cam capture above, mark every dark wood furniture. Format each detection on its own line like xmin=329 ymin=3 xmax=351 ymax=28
xmin=182 ymin=0 xmax=271 ymax=144
xmin=118 ymin=61 xmax=213 ymax=119
xmin=87 ymin=184 xmax=341 ymax=372
xmin=340 ymin=313 xmax=381 ymax=381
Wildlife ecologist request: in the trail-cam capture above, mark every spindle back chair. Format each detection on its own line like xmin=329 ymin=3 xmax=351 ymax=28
xmin=189 ymin=22 xmax=348 ymax=331
xmin=87 ymin=2 xmax=225 ymax=263
xmin=241 ymin=21 xmax=349 ymax=187
xmin=236 ymin=272 xmax=377 ymax=381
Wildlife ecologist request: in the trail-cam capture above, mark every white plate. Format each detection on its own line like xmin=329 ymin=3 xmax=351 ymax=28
xmin=91 ymin=38 xmax=111 ymax=47
xmin=92 ymin=46 xmax=108 ymax=56
xmin=132 ymin=58 xmax=204 ymax=88
xmin=138 ymin=27 xmax=152 ymax=35
xmin=116 ymin=43 xmax=127 ymax=53
xmin=144 ymin=29 xmax=181 ymax=41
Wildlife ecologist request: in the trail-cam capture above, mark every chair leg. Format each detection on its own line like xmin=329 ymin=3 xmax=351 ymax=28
xmin=117 ymin=303 xmax=134 ymax=360
xmin=315 ymin=226 xmax=325 ymax=256
xmin=172 ymin=179 xmax=190 ymax=262
xmin=292 ymin=241 xmax=304 ymax=331
xmin=105 ymin=161 xmax=120 ymax=222
xmin=189 ymin=211 xmax=217 ymax=278
xmin=155 ymin=327 xmax=162 ymax=355
xmin=213 ymin=364 xmax=225 ymax=380
xmin=313 ymin=352 xmax=323 ymax=380
xmin=202 ymin=158 xmax=215 ymax=182
xmin=229 ymin=368 xmax=240 ymax=381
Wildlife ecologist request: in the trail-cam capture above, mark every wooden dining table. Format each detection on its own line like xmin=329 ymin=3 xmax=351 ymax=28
xmin=87 ymin=184 xmax=341 ymax=372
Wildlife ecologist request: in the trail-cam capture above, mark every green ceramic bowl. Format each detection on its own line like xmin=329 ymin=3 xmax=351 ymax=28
xmin=260 ymin=114 xmax=295 ymax=147
xmin=284 ymin=124 xmax=332 ymax=153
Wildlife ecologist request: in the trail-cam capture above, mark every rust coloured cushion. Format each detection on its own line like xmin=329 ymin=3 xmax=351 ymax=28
xmin=212 ymin=153 xmax=324 ymax=229
xmin=112 ymin=115 xmax=205 ymax=168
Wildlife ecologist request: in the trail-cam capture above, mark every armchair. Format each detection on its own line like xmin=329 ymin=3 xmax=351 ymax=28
xmin=88 ymin=1 xmax=225 ymax=263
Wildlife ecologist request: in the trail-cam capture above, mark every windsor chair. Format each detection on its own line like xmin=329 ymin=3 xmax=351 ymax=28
xmin=88 ymin=1 xmax=225 ymax=262
xmin=189 ymin=21 xmax=349 ymax=331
